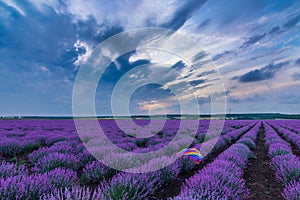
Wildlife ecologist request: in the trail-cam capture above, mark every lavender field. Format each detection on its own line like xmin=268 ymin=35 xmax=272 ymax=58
xmin=2 ymin=0 xmax=300 ymax=199
xmin=0 ymin=119 xmax=299 ymax=199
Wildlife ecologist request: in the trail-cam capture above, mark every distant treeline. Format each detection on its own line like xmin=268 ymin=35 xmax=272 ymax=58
xmin=1 ymin=113 xmax=300 ymax=120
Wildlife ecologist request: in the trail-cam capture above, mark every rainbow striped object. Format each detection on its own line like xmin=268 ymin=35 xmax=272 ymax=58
xmin=179 ymin=148 xmax=203 ymax=164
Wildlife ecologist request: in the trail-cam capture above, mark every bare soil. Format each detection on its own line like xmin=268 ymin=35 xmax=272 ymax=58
xmin=243 ymin=124 xmax=284 ymax=200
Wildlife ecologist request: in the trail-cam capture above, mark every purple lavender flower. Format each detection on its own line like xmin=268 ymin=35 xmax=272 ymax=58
xmin=264 ymin=121 xmax=300 ymax=197
xmin=239 ymin=138 xmax=256 ymax=149
xmin=28 ymin=147 xmax=51 ymax=163
xmin=117 ymin=142 xmax=137 ymax=151
xmin=282 ymin=181 xmax=300 ymax=200
xmin=0 ymin=161 xmax=28 ymax=179
xmin=41 ymin=186 xmax=104 ymax=200
xmin=33 ymin=152 xmax=79 ymax=173
xmin=77 ymin=149 xmax=96 ymax=166
xmin=0 ymin=139 xmax=22 ymax=157
xmin=43 ymin=168 xmax=78 ymax=188
xmin=81 ymin=161 xmax=115 ymax=184
xmin=272 ymin=125 xmax=300 ymax=152
xmin=269 ymin=142 xmax=291 ymax=157
xmin=178 ymin=171 xmax=249 ymax=200
xmin=0 ymin=168 xmax=77 ymax=199
xmin=217 ymin=152 xmax=247 ymax=169
xmin=0 ymin=174 xmax=50 ymax=199
xmin=271 ymin=155 xmax=300 ymax=184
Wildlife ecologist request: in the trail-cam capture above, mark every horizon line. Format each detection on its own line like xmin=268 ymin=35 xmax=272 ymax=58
xmin=1 ymin=112 xmax=300 ymax=118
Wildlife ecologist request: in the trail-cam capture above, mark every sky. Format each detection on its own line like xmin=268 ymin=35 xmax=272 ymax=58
xmin=0 ymin=0 xmax=300 ymax=116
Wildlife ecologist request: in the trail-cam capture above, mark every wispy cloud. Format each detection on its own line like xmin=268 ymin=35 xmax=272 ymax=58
xmin=138 ymin=100 xmax=169 ymax=111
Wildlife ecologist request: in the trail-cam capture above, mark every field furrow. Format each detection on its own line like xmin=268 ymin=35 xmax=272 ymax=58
xmin=243 ymin=123 xmax=284 ymax=200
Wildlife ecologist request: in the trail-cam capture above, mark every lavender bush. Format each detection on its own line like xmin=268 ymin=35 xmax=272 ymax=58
xmin=101 ymin=172 xmax=161 ymax=200
xmin=269 ymin=122 xmax=300 ymax=151
xmin=33 ymin=152 xmax=79 ymax=173
xmin=0 ymin=168 xmax=77 ymax=199
xmin=264 ymin=122 xmax=300 ymax=200
xmin=0 ymin=162 xmax=28 ymax=179
xmin=81 ymin=161 xmax=115 ymax=184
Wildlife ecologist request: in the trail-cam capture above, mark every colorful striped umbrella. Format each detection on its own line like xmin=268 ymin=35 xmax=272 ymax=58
xmin=179 ymin=147 xmax=203 ymax=164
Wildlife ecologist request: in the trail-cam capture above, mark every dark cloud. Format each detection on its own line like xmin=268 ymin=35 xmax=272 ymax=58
xmin=130 ymin=83 xmax=175 ymax=101
xmin=283 ymin=14 xmax=300 ymax=29
xmin=240 ymin=33 xmax=266 ymax=49
xmin=264 ymin=14 xmax=300 ymax=37
xmin=237 ymin=61 xmax=289 ymax=83
xmin=237 ymin=12 xmax=300 ymax=50
xmin=171 ymin=61 xmax=187 ymax=71
xmin=247 ymin=55 xmax=264 ymax=61
xmin=268 ymin=26 xmax=281 ymax=34
xmin=212 ymin=51 xmax=233 ymax=61
xmin=75 ymin=15 xmax=123 ymax=47
xmin=160 ymin=0 xmax=207 ymax=30
xmin=295 ymin=58 xmax=300 ymax=65
xmin=0 ymin=0 xmax=77 ymax=69
xmin=192 ymin=51 xmax=208 ymax=63
xmin=0 ymin=0 xmax=125 ymax=72
xmin=197 ymin=70 xmax=217 ymax=77
xmin=189 ymin=79 xmax=206 ymax=86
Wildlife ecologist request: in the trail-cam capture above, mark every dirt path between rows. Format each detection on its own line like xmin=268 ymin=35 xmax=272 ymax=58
xmin=243 ymin=124 xmax=284 ymax=200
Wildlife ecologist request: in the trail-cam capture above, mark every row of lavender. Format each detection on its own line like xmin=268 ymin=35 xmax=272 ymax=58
xmin=0 ymin=120 xmax=253 ymax=199
xmin=264 ymin=122 xmax=300 ymax=199
xmin=172 ymin=122 xmax=260 ymax=199
xmin=273 ymin=120 xmax=300 ymax=135
xmin=267 ymin=121 xmax=300 ymax=153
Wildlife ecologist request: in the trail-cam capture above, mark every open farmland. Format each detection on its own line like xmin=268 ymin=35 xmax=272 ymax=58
xmin=0 ymin=119 xmax=299 ymax=199
xmin=2 ymin=0 xmax=300 ymax=199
